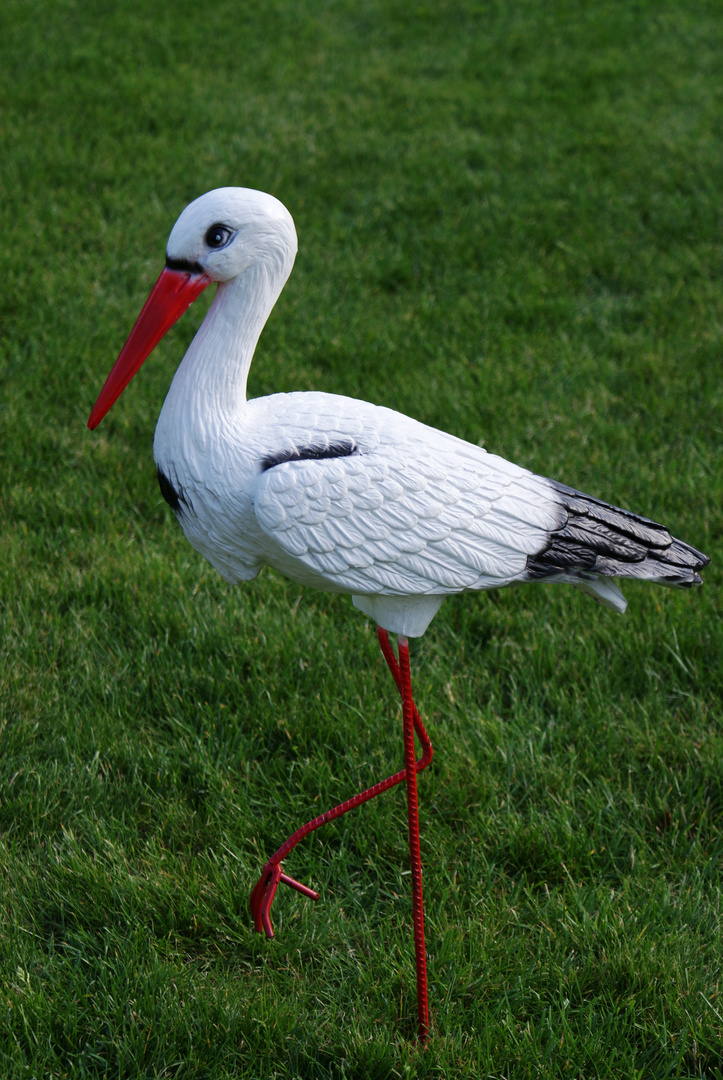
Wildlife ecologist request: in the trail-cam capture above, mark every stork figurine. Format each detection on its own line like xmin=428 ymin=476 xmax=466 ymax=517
xmin=88 ymin=188 xmax=709 ymax=1044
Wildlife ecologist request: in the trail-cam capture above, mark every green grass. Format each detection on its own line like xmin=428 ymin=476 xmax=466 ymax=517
xmin=1 ymin=0 xmax=722 ymax=1075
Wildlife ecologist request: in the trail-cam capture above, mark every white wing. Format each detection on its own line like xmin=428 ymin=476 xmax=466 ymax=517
xmin=251 ymin=396 xmax=561 ymax=598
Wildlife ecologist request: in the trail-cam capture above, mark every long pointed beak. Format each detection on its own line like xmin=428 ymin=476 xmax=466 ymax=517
xmin=88 ymin=266 xmax=211 ymax=430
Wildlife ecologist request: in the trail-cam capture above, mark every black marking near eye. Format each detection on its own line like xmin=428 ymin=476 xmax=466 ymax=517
xmin=260 ymin=440 xmax=358 ymax=472
xmin=205 ymin=224 xmax=233 ymax=249
xmin=157 ymin=466 xmax=192 ymax=515
xmin=166 ymin=256 xmax=205 ymax=274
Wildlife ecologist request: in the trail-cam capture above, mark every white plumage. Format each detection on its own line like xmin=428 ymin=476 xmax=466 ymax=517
xmin=162 ymin=392 xmax=566 ymax=631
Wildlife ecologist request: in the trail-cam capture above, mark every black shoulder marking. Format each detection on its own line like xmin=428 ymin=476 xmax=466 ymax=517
xmin=527 ymin=478 xmax=709 ymax=584
xmin=157 ymin=466 xmax=191 ymax=515
xmin=260 ymin=439 xmax=358 ymax=473
xmin=165 ymin=256 xmax=205 ymax=274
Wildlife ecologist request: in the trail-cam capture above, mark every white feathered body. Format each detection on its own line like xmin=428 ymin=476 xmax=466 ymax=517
xmin=154 ymin=387 xmax=580 ymax=632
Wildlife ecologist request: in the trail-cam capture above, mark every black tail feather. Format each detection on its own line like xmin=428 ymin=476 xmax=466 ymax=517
xmin=527 ymin=479 xmax=709 ymax=587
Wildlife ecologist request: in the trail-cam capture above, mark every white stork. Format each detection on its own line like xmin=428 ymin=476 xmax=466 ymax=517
xmin=88 ymin=187 xmax=709 ymax=1043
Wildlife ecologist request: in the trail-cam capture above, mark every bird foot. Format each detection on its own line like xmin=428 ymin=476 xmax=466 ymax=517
xmin=249 ymin=858 xmax=320 ymax=938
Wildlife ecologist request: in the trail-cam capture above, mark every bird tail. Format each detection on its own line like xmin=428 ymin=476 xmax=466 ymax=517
xmin=526 ymin=479 xmax=709 ymax=611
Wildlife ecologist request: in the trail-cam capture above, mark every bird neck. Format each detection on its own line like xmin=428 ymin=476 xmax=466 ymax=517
xmin=156 ymin=260 xmax=287 ymax=455
xmin=187 ymin=261 xmax=282 ymax=408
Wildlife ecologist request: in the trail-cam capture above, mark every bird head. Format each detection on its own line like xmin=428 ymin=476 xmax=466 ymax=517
xmin=87 ymin=187 xmax=297 ymax=429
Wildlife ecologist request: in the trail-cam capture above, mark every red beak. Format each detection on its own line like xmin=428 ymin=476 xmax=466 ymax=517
xmin=88 ymin=266 xmax=211 ymax=430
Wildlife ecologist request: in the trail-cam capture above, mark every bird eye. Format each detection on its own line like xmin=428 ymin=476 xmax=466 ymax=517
xmin=205 ymin=224 xmax=232 ymax=249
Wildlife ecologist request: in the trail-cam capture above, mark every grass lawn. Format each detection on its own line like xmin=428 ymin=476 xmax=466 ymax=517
xmin=1 ymin=0 xmax=722 ymax=1076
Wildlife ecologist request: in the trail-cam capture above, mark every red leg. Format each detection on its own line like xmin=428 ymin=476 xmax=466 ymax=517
xmin=249 ymin=627 xmax=433 ymax=939
xmin=397 ymin=635 xmax=430 ymax=1046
